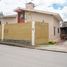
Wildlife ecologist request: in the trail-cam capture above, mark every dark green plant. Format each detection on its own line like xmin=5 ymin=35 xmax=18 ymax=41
xmin=48 ymin=41 xmax=56 ymax=45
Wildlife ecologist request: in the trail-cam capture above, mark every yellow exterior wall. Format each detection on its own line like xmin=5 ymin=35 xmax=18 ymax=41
xmin=25 ymin=11 xmax=53 ymax=41
xmin=0 ymin=10 xmax=61 ymax=44
xmin=0 ymin=11 xmax=61 ymax=43
xmin=25 ymin=11 xmax=60 ymax=42
xmin=0 ymin=22 xmax=49 ymax=45
xmin=0 ymin=25 xmax=2 ymax=39
xmin=4 ymin=22 xmax=32 ymax=41
xmin=35 ymin=22 xmax=49 ymax=45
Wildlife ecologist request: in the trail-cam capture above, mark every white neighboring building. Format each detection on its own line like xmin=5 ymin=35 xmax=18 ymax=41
xmin=0 ymin=15 xmax=17 ymax=24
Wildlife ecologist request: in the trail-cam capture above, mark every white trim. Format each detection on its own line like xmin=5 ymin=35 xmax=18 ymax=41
xmin=1 ymin=24 xmax=4 ymax=41
xmin=32 ymin=21 xmax=35 ymax=46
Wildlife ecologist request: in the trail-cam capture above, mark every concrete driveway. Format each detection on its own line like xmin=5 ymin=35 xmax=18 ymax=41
xmin=58 ymin=41 xmax=67 ymax=46
xmin=0 ymin=44 xmax=67 ymax=67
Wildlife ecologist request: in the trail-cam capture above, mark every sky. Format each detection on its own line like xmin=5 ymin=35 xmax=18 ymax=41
xmin=0 ymin=0 xmax=67 ymax=21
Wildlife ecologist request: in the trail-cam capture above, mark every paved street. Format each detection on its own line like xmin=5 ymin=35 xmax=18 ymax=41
xmin=0 ymin=44 xmax=67 ymax=67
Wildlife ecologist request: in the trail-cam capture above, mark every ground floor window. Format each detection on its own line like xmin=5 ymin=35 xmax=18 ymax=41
xmin=58 ymin=28 xmax=60 ymax=33
xmin=54 ymin=27 xmax=56 ymax=36
xmin=0 ymin=21 xmax=1 ymax=24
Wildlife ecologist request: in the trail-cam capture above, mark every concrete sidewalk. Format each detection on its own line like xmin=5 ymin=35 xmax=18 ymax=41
xmin=0 ymin=41 xmax=34 ymax=48
xmin=0 ymin=41 xmax=67 ymax=53
xmin=36 ymin=41 xmax=67 ymax=53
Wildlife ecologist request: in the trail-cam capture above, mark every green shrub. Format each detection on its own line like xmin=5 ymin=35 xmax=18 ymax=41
xmin=48 ymin=41 xmax=56 ymax=45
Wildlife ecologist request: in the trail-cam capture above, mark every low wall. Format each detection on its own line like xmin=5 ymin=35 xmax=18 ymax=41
xmin=0 ymin=22 xmax=49 ymax=45
xmin=0 ymin=22 xmax=32 ymax=45
xmin=0 ymin=25 xmax=2 ymax=39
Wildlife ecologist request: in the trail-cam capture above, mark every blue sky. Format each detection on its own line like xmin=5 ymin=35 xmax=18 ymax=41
xmin=0 ymin=0 xmax=67 ymax=21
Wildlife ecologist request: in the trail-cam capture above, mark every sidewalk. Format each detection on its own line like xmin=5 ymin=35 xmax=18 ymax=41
xmin=0 ymin=41 xmax=34 ymax=48
xmin=36 ymin=41 xmax=67 ymax=53
xmin=0 ymin=41 xmax=67 ymax=53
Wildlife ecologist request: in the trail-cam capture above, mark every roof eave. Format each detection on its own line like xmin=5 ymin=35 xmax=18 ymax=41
xmin=53 ymin=14 xmax=63 ymax=22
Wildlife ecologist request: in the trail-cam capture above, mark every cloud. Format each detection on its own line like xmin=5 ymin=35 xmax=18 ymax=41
xmin=61 ymin=7 xmax=67 ymax=21
xmin=49 ymin=3 xmax=64 ymax=10
xmin=0 ymin=0 xmax=67 ymax=21
xmin=39 ymin=0 xmax=67 ymax=21
xmin=49 ymin=0 xmax=67 ymax=10
xmin=48 ymin=0 xmax=67 ymax=21
xmin=0 ymin=0 xmax=25 ymax=15
xmin=63 ymin=0 xmax=67 ymax=6
xmin=38 ymin=0 xmax=64 ymax=3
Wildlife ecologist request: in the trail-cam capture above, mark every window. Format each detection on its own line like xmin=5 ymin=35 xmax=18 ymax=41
xmin=20 ymin=14 xmax=23 ymax=19
xmin=58 ymin=28 xmax=60 ymax=33
xmin=54 ymin=27 xmax=55 ymax=36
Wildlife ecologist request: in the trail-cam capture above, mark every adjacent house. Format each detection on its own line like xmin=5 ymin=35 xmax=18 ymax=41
xmin=0 ymin=15 xmax=17 ymax=24
xmin=60 ymin=21 xmax=67 ymax=40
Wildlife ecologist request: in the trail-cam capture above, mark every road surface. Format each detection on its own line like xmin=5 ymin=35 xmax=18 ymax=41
xmin=0 ymin=44 xmax=67 ymax=67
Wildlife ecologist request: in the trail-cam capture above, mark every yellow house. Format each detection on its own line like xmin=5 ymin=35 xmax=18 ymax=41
xmin=0 ymin=2 xmax=63 ymax=45
xmin=15 ymin=8 xmax=63 ymax=43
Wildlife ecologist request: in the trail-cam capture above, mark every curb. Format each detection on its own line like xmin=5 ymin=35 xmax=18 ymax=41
xmin=0 ymin=42 xmax=35 ymax=49
xmin=36 ymin=48 xmax=67 ymax=53
xmin=0 ymin=42 xmax=67 ymax=53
